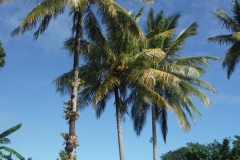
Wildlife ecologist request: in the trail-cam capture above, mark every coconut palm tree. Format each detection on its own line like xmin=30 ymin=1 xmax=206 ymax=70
xmin=0 ymin=41 xmax=6 ymax=68
xmin=207 ymin=0 xmax=240 ymax=79
xmin=0 ymin=124 xmax=24 ymax=160
xmin=54 ymin=8 xmax=180 ymax=160
xmin=11 ymin=0 xmax=144 ymax=158
xmin=129 ymin=8 xmax=221 ymax=160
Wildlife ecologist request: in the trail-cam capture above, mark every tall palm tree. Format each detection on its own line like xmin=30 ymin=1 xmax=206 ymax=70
xmin=129 ymin=8 xmax=221 ymax=160
xmin=10 ymin=0 xmax=140 ymax=158
xmin=0 ymin=41 xmax=6 ymax=68
xmin=0 ymin=124 xmax=24 ymax=160
xmin=208 ymin=0 xmax=240 ymax=79
xmin=54 ymin=8 xmax=179 ymax=160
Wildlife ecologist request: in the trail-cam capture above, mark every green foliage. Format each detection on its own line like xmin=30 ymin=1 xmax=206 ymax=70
xmin=0 ymin=41 xmax=6 ymax=68
xmin=56 ymin=150 xmax=76 ymax=160
xmin=0 ymin=124 xmax=24 ymax=160
xmin=208 ymin=0 xmax=240 ymax=79
xmin=161 ymin=135 xmax=240 ymax=160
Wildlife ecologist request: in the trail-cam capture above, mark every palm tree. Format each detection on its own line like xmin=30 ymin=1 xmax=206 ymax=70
xmin=0 ymin=41 xmax=6 ymax=68
xmin=54 ymin=8 xmax=179 ymax=160
xmin=207 ymin=0 xmax=240 ymax=79
xmin=129 ymin=8 xmax=221 ymax=160
xmin=0 ymin=124 xmax=24 ymax=160
xmin=10 ymin=0 xmax=144 ymax=158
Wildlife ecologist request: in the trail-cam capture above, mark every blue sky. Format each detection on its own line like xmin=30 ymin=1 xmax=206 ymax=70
xmin=0 ymin=0 xmax=240 ymax=159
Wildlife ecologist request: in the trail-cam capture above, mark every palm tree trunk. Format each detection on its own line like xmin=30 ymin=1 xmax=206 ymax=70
xmin=65 ymin=11 xmax=82 ymax=160
xmin=114 ymin=86 xmax=125 ymax=160
xmin=152 ymin=105 xmax=158 ymax=160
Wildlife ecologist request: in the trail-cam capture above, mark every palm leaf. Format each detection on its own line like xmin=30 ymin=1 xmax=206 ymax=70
xmin=0 ymin=124 xmax=22 ymax=139
xmin=211 ymin=8 xmax=240 ymax=32
xmin=93 ymin=73 xmax=120 ymax=107
xmin=223 ymin=42 xmax=240 ymax=78
xmin=0 ymin=138 xmax=10 ymax=145
xmin=167 ymin=22 xmax=198 ymax=56
xmin=207 ymin=34 xmax=235 ymax=45
xmin=0 ymin=146 xmax=24 ymax=160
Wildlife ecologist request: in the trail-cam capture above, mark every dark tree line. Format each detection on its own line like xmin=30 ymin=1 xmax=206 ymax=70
xmin=161 ymin=135 xmax=240 ymax=160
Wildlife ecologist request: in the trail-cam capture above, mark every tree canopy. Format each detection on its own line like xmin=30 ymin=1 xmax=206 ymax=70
xmin=160 ymin=135 xmax=240 ymax=160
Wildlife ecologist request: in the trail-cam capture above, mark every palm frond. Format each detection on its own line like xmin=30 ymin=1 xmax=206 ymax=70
xmin=170 ymin=99 xmax=190 ymax=132
xmin=211 ymin=8 xmax=240 ymax=32
xmin=93 ymin=73 xmax=120 ymax=107
xmin=207 ymin=34 xmax=235 ymax=45
xmin=223 ymin=42 xmax=240 ymax=78
xmin=232 ymin=0 xmax=240 ymax=25
xmin=0 ymin=124 xmax=22 ymax=139
xmin=156 ymin=106 xmax=168 ymax=143
xmin=171 ymin=56 xmax=222 ymax=67
xmin=0 ymin=146 xmax=24 ymax=160
xmin=131 ymin=98 xmax=149 ymax=136
xmin=11 ymin=0 xmax=65 ymax=38
xmin=0 ymin=138 xmax=10 ymax=145
xmin=167 ymin=22 xmax=198 ymax=56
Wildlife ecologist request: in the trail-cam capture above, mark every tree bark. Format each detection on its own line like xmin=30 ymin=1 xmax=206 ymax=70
xmin=114 ymin=87 xmax=125 ymax=160
xmin=65 ymin=10 xmax=82 ymax=160
xmin=152 ymin=105 xmax=158 ymax=160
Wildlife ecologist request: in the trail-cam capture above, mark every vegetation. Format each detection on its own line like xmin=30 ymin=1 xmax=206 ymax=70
xmin=0 ymin=41 xmax=6 ymax=68
xmin=208 ymin=0 xmax=240 ymax=79
xmin=129 ymin=8 xmax=220 ymax=160
xmin=1 ymin=0 xmax=239 ymax=160
xmin=11 ymin=0 xmax=142 ymax=159
xmin=0 ymin=124 xmax=24 ymax=160
xmin=160 ymin=135 xmax=240 ymax=160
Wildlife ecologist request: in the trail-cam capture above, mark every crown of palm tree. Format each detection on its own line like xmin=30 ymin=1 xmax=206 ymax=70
xmin=208 ymin=0 xmax=240 ymax=79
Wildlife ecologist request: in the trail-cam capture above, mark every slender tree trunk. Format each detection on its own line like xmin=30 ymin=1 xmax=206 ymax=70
xmin=152 ymin=105 xmax=158 ymax=160
xmin=65 ymin=11 xmax=82 ymax=160
xmin=114 ymin=86 xmax=125 ymax=160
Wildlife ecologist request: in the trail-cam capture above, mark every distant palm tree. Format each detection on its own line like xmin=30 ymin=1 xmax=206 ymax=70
xmin=0 ymin=124 xmax=24 ymax=160
xmin=0 ymin=41 xmax=6 ymax=68
xmin=129 ymin=8 xmax=221 ymax=160
xmin=208 ymin=0 xmax=240 ymax=79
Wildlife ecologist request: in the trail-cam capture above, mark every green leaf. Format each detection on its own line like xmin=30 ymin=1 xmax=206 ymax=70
xmin=0 ymin=124 xmax=22 ymax=139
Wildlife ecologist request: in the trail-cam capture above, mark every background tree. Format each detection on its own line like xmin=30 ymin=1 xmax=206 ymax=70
xmin=0 ymin=124 xmax=24 ymax=160
xmin=161 ymin=135 xmax=240 ymax=160
xmin=129 ymin=8 xmax=220 ymax=160
xmin=208 ymin=0 xmax=240 ymax=79
xmin=0 ymin=41 xmax=6 ymax=68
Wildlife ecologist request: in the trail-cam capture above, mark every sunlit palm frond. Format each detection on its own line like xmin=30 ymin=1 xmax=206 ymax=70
xmin=93 ymin=73 xmax=120 ymax=107
xmin=211 ymin=8 xmax=240 ymax=32
xmin=167 ymin=22 xmax=198 ymax=56
xmin=180 ymin=81 xmax=211 ymax=107
xmin=169 ymin=99 xmax=190 ymax=132
xmin=135 ymin=48 xmax=166 ymax=63
xmin=147 ymin=29 xmax=175 ymax=43
xmin=171 ymin=56 xmax=222 ymax=67
xmin=112 ymin=2 xmax=144 ymax=39
xmin=11 ymin=0 xmax=65 ymax=38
